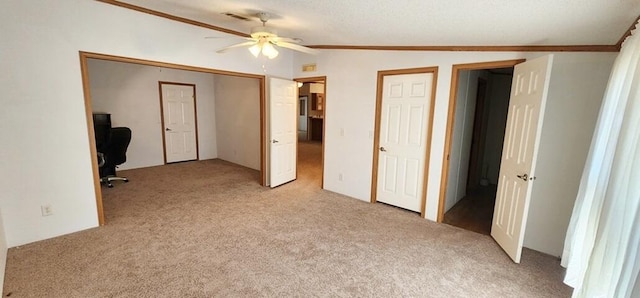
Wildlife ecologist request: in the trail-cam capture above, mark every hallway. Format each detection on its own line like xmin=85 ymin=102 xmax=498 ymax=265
xmin=442 ymin=186 xmax=497 ymax=235
xmin=296 ymin=141 xmax=323 ymax=188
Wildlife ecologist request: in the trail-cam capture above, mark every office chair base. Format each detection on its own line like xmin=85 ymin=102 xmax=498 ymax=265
xmin=101 ymin=176 xmax=129 ymax=188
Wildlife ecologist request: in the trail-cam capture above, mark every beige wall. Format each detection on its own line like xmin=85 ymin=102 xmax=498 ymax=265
xmin=0 ymin=0 xmax=619 ymax=259
xmin=524 ymin=54 xmax=614 ymax=256
xmin=214 ymin=75 xmax=261 ymax=170
xmin=88 ymin=59 xmax=218 ymax=170
xmin=445 ymin=69 xmax=489 ymax=212
xmin=0 ymin=0 xmax=292 ymax=247
xmin=89 ymin=59 xmax=262 ymax=172
xmin=293 ymin=50 xmax=616 ymax=256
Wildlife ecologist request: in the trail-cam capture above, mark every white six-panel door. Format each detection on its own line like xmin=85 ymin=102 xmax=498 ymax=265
xmin=491 ymin=55 xmax=553 ymax=263
xmin=160 ymin=83 xmax=198 ymax=163
xmin=376 ymin=73 xmax=433 ymax=212
xmin=269 ymin=78 xmax=297 ymax=188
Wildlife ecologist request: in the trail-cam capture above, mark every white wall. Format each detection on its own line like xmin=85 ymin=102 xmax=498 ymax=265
xmin=0 ymin=0 xmax=291 ymax=247
xmin=214 ymin=75 xmax=261 ymax=170
xmin=0 ymin=0 xmax=618 ymax=255
xmin=88 ymin=59 xmax=218 ymax=170
xmin=293 ymin=50 xmax=615 ymax=221
xmin=445 ymin=69 xmax=488 ymax=212
xmin=523 ymin=54 xmax=615 ymax=256
xmin=482 ymin=74 xmax=513 ymax=184
xmin=293 ymin=50 xmax=616 ymax=255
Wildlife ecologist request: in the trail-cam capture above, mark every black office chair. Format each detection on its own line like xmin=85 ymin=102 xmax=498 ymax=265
xmin=98 ymin=127 xmax=132 ymax=188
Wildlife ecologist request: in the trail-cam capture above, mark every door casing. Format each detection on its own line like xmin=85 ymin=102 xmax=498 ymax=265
xmin=294 ymin=76 xmax=327 ymax=189
xmin=437 ymin=59 xmax=525 ymax=222
xmin=370 ymin=67 xmax=438 ymax=218
xmin=159 ymin=82 xmax=199 ymax=164
xmin=79 ymin=51 xmax=266 ymax=226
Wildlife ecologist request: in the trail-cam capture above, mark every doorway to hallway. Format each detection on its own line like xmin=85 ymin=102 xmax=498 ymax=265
xmin=440 ymin=62 xmax=519 ymax=235
xmin=294 ymin=76 xmax=326 ymax=189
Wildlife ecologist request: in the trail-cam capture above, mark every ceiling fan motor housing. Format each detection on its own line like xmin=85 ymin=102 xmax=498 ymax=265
xmin=251 ymin=26 xmax=278 ymax=39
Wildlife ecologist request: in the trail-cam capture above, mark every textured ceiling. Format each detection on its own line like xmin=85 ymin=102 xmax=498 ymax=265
xmin=115 ymin=0 xmax=640 ymax=46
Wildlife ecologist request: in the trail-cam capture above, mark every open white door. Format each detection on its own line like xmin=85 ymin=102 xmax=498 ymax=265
xmin=376 ymin=73 xmax=433 ymax=212
xmin=491 ymin=55 xmax=553 ymax=263
xmin=269 ymin=77 xmax=297 ymax=188
xmin=160 ymin=83 xmax=198 ymax=163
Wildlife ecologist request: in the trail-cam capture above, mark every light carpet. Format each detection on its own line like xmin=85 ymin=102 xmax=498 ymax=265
xmin=3 ymin=142 xmax=571 ymax=297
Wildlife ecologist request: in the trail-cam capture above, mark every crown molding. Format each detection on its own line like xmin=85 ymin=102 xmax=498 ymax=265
xmin=95 ymin=0 xmax=249 ymax=38
xmin=616 ymin=15 xmax=640 ymax=50
xmin=305 ymin=45 xmax=618 ymax=52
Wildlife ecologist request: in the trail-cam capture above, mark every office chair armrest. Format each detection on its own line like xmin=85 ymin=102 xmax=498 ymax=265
xmin=97 ymin=152 xmax=105 ymax=167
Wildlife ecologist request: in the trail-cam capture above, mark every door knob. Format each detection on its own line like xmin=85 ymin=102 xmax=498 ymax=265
xmin=165 ymin=128 xmax=171 ymax=131
xmin=272 ymin=139 xmax=279 ymax=143
xmin=380 ymin=147 xmax=387 ymax=152
xmin=516 ymin=173 xmax=529 ymax=181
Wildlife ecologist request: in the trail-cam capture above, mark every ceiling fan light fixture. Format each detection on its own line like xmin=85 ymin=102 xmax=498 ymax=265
xmin=216 ymin=11 xmax=317 ymax=59
xmin=248 ymin=44 xmax=261 ymax=57
xmin=262 ymin=42 xmax=279 ymax=59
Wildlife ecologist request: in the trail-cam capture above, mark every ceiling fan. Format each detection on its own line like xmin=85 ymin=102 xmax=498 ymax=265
xmin=216 ymin=12 xmax=318 ymax=59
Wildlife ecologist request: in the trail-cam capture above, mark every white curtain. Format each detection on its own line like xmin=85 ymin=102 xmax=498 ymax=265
xmin=561 ymin=20 xmax=640 ymax=297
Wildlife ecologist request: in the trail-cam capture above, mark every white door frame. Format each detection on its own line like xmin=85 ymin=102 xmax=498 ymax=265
xmin=370 ymin=67 xmax=438 ymax=218
xmin=159 ymin=81 xmax=199 ymax=164
xmin=437 ymin=59 xmax=525 ymax=222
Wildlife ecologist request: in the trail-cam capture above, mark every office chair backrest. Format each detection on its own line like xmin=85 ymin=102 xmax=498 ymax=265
xmin=105 ymin=127 xmax=132 ymax=167
xmin=93 ymin=113 xmax=111 ymax=151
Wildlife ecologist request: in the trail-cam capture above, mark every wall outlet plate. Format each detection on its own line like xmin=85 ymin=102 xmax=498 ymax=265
xmin=41 ymin=205 xmax=53 ymax=216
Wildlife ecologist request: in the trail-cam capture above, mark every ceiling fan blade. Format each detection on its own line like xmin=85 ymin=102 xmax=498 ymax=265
xmin=276 ymin=41 xmax=319 ymax=55
xmin=216 ymin=41 xmax=257 ymax=53
xmin=274 ymin=37 xmax=302 ymax=43
xmin=206 ymin=36 xmax=254 ymax=41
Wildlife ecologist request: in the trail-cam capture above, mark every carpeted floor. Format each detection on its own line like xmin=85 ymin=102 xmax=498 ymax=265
xmin=3 ymin=141 xmax=571 ymax=297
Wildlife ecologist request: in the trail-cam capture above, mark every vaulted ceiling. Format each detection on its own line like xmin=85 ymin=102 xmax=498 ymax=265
xmin=106 ymin=0 xmax=639 ymax=49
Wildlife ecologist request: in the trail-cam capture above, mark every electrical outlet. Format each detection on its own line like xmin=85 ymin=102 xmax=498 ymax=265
xmin=340 ymin=128 xmax=345 ymax=137
xmin=41 ymin=204 xmax=53 ymax=216
xmin=338 ymin=173 xmax=343 ymax=182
